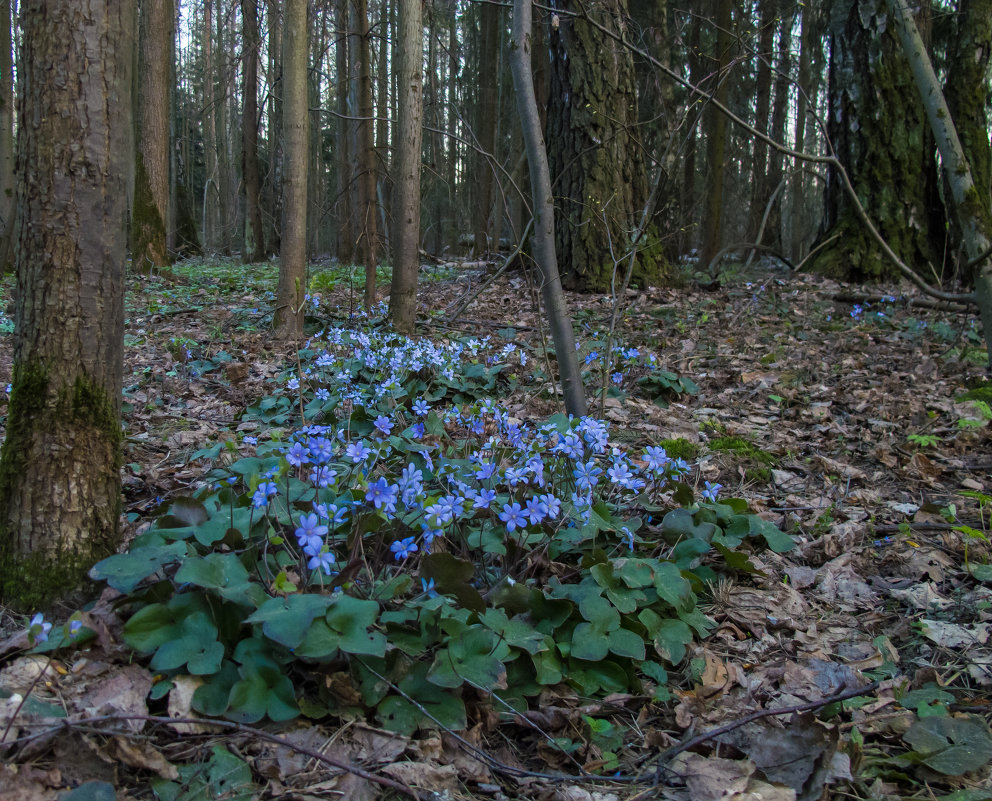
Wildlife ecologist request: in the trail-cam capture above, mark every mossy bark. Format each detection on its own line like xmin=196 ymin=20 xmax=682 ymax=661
xmin=944 ymin=0 xmax=992 ymax=263
xmin=0 ymin=0 xmax=131 ymax=610
xmin=547 ymin=0 xmax=671 ymax=291
xmin=811 ymin=0 xmax=946 ymax=282
xmin=131 ymin=152 xmax=169 ymax=272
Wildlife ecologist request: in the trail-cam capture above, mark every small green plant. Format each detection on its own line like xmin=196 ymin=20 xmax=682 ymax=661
xmin=907 ymin=432 xmax=940 ymax=448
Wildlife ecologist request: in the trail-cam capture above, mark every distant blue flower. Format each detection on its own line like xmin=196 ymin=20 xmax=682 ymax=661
xmin=243 ymin=436 xmax=258 ymax=446
xmin=555 ymin=432 xmax=584 ymax=460
xmin=287 ymin=377 xmax=300 ymax=390
xmin=700 ymin=481 xmax=722 ymax=503
xmin=28 ymin=613 xmax=51 ymax=644
xmin=499 ymin=502 xmax=528 ymax=532
xmin=421 ymin=578 xmax=439 ymax=598
xmin=390 ymin=536 xmax=418 ymax=560
xmin=584 ymin=351 xmax=599 ymax=365
xmin=68 ymin=619 xmax=83 ymax=639
xmin=412 ymin=398 xmax=430 ymax=416
xmin=621 ymin=526 xmax=635 ymax=551
xmin=611 ymin=372 xmax=624 ymax=385
xmin=308 ymin=436 xmax=334 ymax=463
xmin=315 ymin=388 xmax=331 ymax=401
xmin=475 ymin=462 xmax=498 ymax=481
xmin=670 ymin=458 xmax=690 ymax=478
xmin=505 ymin=466 xmax=528 ymax=487
xmin=309 ymin=465 xmax=337 ymax=488
xmin=409 ymin=422 xmax=425 ymax=439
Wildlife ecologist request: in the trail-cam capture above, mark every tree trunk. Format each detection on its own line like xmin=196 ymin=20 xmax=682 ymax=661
xmin=274 ymin=0 xmax=308 ymax=338
xmin=389 ymin=0 xmax=423 ymax=335
xmin=511 ymin=0 xmax=585 ymax=416
xmin=132 ymin=0 xmax=173 ymax=272
xmin=698 ymin=0 xmax=732 ymax=269
xmin=548 ymin=0 xmax=667 ymax=291
xmin=264 ymin=0 xmax=282 ymax=254
xmin=0 ymin=0 xmax=14 ymax=273
xmin=354 ymin=0 xmax=378 ymax=306
xmin=0 ymin=0 xmax=133 ymax=608
xmin=944 ymin=0 xmax=992 ymax=248
xmin=376 ymin=0 xmax=390 ymax=255
xmin=242 ymin=0 xmax=265 ymax=262
xmin=811 ymin=0 xmax=943 ymax=281
xmin=748 ymin=1 xmax=775 ymax=244
xmin=887 ymin=0 xmax=992 ymax=366
xmin=335 ymin=0 xmax=353 ymax=262
xmin=472 ymin=0 xmax=498 ymax=257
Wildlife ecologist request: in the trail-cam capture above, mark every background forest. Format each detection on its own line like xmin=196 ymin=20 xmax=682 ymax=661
xmin=0 ymin=1 xmax=991 ymax=800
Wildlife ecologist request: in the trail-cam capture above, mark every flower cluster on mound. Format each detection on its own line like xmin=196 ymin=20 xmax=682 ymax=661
xmin=80 ymin=323 xmax=792 ymax=736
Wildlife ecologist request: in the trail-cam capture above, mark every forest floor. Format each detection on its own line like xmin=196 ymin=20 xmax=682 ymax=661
xmin=0 ymin=257 xmax=990 ymax=801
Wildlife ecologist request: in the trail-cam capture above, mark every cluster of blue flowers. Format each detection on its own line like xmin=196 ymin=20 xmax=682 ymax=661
xmin=236 ymin=394 xmax=705 ymax=583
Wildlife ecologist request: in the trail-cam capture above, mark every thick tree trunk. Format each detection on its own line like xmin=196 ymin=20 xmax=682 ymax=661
xmin=944 ymin=0 xmax=992 ymax=246
xmin=389 ymin=0 xmax=423 ymax=335
xmin=811 ymin=0 xmax=944 ymax=281
xmin=264 ymin=0 xmax=282 ymax=255
xmin=132 ymin=0 xmax=173 ymax=272
xmin=472 ymin=1 xmax=498 ymax=257
xmin=202 ymin=0 xmax=219 ymax=251
xmin=887 ymin=0 xmax=992 ymax=365
xmin=354 ymin=0 xmax=378 ymax=306
xmin=511 ymin=0 xmax=586 ymax=416
xmin=242 ymin=0 xmax=265 ymax=262
xmin=274 ymin=0 xmax=308 ymax=338
xmin=548 ymin=0 xmax=666 ymax=292
xmin=698 ymin=0 xmax=732 ymax=269
xmin=0 ymin=0 xmax=13 ymax=273
xmin=335 ymin=0 xmax=353 ymax=262
xmin=0 ymin=0 xmax=133 ymax=608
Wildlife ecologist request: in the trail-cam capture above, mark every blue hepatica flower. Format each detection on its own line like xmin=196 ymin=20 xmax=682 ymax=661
xmin=499 ymin=502 xmax=528 ymax=532
xmin=252 ymin=481 xmax=278 ymax=508
xmin=315 ymin=387 xmax=331 ymax=401
xmin=374 ymin=415 xmax=394 ymax=436
xmin=644 ymin=445 xmax=670 ymax=473
xmin=308 ymin=550 xmax=336 ymax=575
xmin=574 ymin=460 xmax=603 ymax=491
xmin=611 ymin=372 xmax=624 ymax=385
xmin=287 ymin=377 xmax=300 ymax=390
xmin=421 ymin=578 xmax=439 ymax=598
xmin=473 ymin=488 xmax=497 ymax=509
xmin=525 ymin=496 xmax=548 ymax=525
xmin=309 ymin=465 xmax=337 ymax=488
xmin=700 ymin=481 xmax=722 ymax=503
xmin=346 ymin=440 xmax=371 ymax=463
xmin=390 ymin=536 xmax=418 ymax=560
xmin=28 ymin=613 xmax=52 ymax=644
xmin=413 ymin=399 xmax=430 ymax=417
xmin=584 ymin=351 xmax=599 ymax=365
xmin=68 ymin=619 xmax=83 ymax=639
xmin=285 ymin=441 xmax=310 ymax=467
xmin=366 ymin=478 xmax=399 ymax=513
xmin=308 ymin=436 xmax=334 ymax=463
xmin=295 ymin=512 xmax=329 ymax=552
xmin=541 ymin=493 xmax=562 ymax=519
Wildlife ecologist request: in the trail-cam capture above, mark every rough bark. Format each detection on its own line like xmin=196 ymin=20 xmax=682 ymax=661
xmin=511 ymin=0 xmax=586 ymax=416
xmin=335 ymin=0 xmax=353 ymax=262
xmin=698 ymin=0 xmax=733 ymax=269
xmin=0 ymin=0 xmax=133 ymax=608
xmin=547 ymin=0 xmax=667 ymax=292
xmin=887 ymin=0 xmax=992 ymax=365
xmin=811 ymin=0 xmax=944 ymax=281
xmin=748 ymin=1 xmax=775 ymax=243
xmin=242 ymin=0 xmax=265 ymax=262
xmin=274 ymin=0 xmax=308 ymax=338
xmin=0 ymin=0 xmax=13 ymax=272
xmin=389 ymin=0 xmax=423 ymax=335
xmin=354 ymin=0 xmax=379 ymax=306
xmin=472 ymin=1 xmax=498 ymax=257
xmin=944 ymin=0 xmax=992 ymax=242
xmin=132 ymin=0 xmax=173 ymax=272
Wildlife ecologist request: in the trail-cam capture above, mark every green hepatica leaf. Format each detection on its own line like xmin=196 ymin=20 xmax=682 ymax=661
xmin=124 ymin=593 xmax=210 ymax=652
xmin=480 ymin=608 xmax=547 ymax=655
xmin=90 ymin=542 xmax=188 ymax=593
xmin=324 ymin=595 xmax=386 ymax=656
xmin=378 ymin=663 xmax=467 ymax=735
xmin=578 ymin=593 xmax=620 ymax=630
xmin=749 ymin=515 xmax=795 ymax=553
xmin=653 ymin=561 xmax=693 ymax=610
xmin=150 ymin=611 xmax=224 ymax=675
xmin=653 ymin=618 xmax=692 ymax=665
xmin=903 ymin=716 xmax=992 ymax=775
xmin=174 ymin=552 xmax=268 ymax=608
xmin=571 ymin=622 xmax=610 ymax=662
xmin=245 ymin=594 xmax=333 ymax=649
xmin=428 ymin=627 xmax=507 ymax=689
xmin=607 ymin=627 xmax=646 ymax=660
xmin=227 ymin=665 xmax=299 ymax=723
xmin=167 ymin=496 xmax=209 ymax=527
xmin=193 ymin=660 xmax=240 ymax=716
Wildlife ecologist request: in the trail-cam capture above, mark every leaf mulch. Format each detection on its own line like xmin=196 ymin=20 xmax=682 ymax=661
xmin=0 ymin=258 xmax=990 ymax=801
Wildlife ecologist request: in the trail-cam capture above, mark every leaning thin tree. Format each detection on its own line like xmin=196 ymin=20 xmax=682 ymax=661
xmin=509 ymin=0 xmax=586 ymax=416
xmin=0 ymin=1 xmax=134 ymax=608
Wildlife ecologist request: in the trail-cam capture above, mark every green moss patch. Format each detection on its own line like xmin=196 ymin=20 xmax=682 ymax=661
xmin=658 ymin=438 xmax=700 ymax=462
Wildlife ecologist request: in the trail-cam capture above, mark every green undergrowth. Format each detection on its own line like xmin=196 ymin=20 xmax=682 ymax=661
xmin=30 ymin=316 xmax=795 ymax=746
xmin=709 ymin=436 xmax=776 ymax=482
